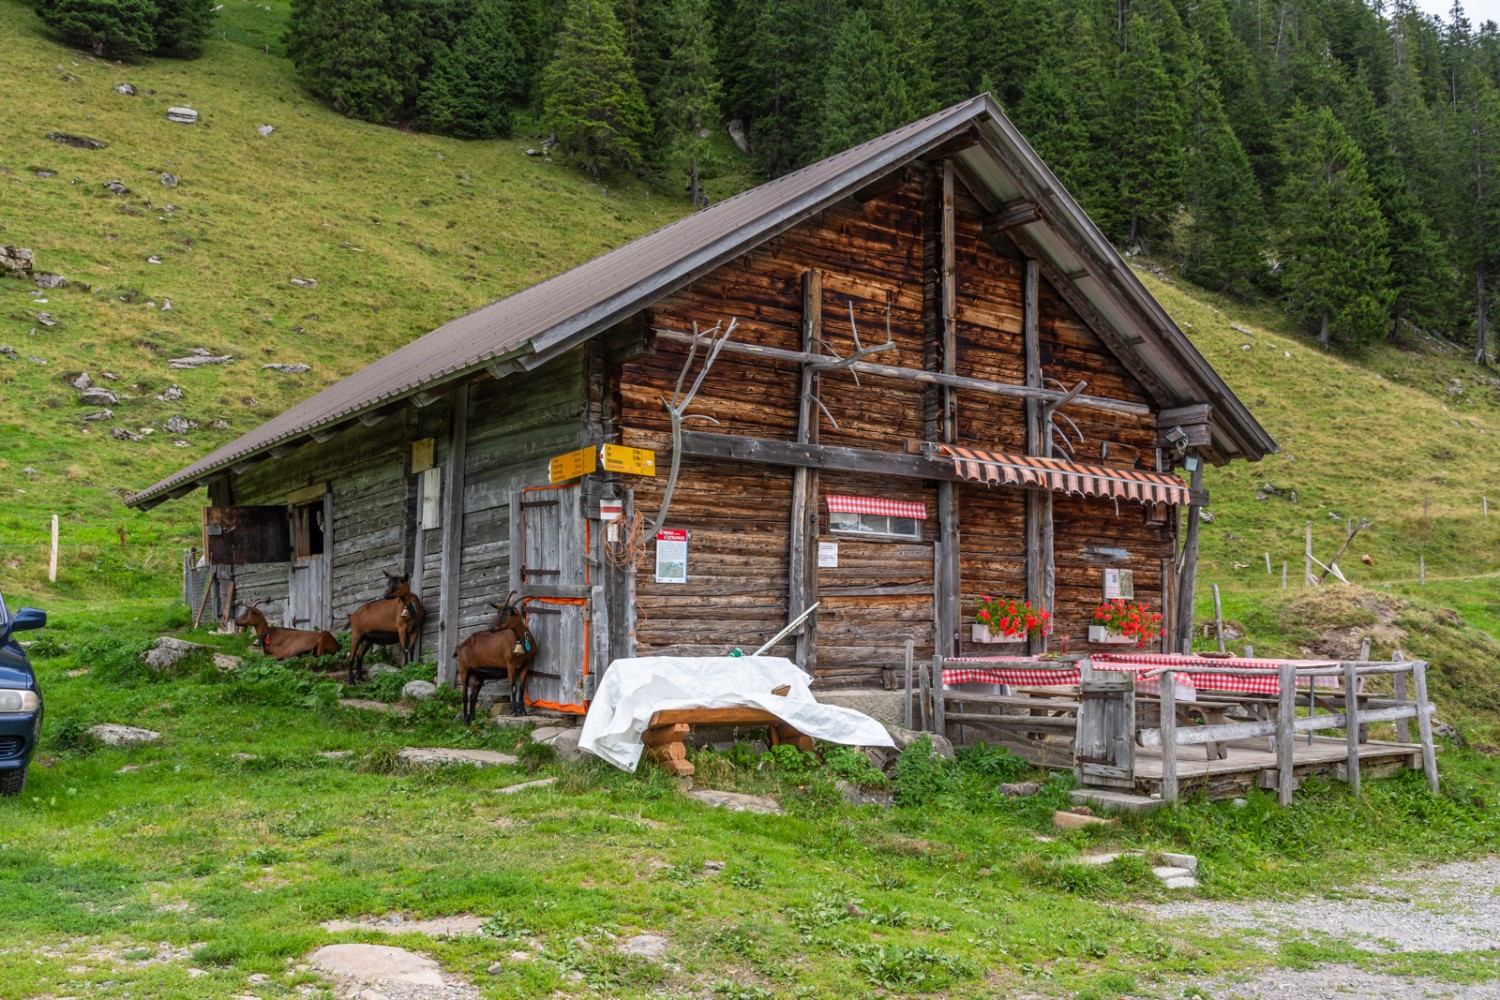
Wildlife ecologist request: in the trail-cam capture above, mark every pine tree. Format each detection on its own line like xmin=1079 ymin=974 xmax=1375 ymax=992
xmin=1276 ymin=104 xmax=1392 ymax=348
xmin=1182 ymin=43 xmax=1266 ymax=294
xmin=539 ymin=0 xmax=653 ymax=178
xmin=38 ymin=0 xmax=158 ymax=58
xmin=151 ymin=0 xmax=214 ymax=57
xmin=653 ymin=0 xmax=722 ymax=206
xmin=930 ymin=0 xmax=981 ymax=105
xmin=286 ymin=0 xmax=412 ymax=123
xmin=1113 ymin=2 xmax=1185 ymax=249
xmin=871 ymin=0 xmax=934 ymax=119
xmin=416 ymin=0 xmax=523 ymax=139
xmin=1456 ymin=62 xmax=1500 ymax=364
xmin=817 ymin=9 xmax=909 ymax=158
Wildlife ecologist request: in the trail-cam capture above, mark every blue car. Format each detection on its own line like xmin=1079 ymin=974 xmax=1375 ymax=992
xmin=0 ymin=592 xmax=45 ymax=795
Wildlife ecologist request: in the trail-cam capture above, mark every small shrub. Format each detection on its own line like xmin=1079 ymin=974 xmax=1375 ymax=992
xmin=687 ymin=748 xmax=735 ymax=785
xmin=480 ymin=912 xmax=533 ymax=939
xmin=847 ymin=944 xmax=978 ymax=991
xmin=954 ymin=741 xmax=1029 ymax=781
xmin=516 ymin=739 xmax=555 ymax=771
xmin=821 ymin=745 xmax=889 ymax=789
xmin=47 ymin=718 xmax=98 ymax=754
xmin=891 ymin=737 xmax=958 ymax=807
xmin=766 ymin=743 xmax=817 ymax=774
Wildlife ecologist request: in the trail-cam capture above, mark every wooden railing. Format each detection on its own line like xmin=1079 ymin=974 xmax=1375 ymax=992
xmin=1137 ymin=660 xmax=1438 ymax=804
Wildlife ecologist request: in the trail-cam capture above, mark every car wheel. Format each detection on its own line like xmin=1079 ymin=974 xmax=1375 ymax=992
xmin=0 ymin=767 xmax=26 ymax=796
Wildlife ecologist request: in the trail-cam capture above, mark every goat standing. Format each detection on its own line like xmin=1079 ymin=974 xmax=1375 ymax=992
xmin=234 ymin=603 xmax=338 ymax=660
xmin=453 ymin=595 xmax=537 ymax=723
xmin=346 ymin=571 xmax=424 ymax=684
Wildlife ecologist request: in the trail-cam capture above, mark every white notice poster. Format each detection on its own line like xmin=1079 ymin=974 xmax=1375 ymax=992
xmin=655 ymin=529 xmax=688 ymax=584
xmin=817 ymin=541 xmax=839 ymax=568
xmin=1103 ymin=567 xmax=1135 ymax=600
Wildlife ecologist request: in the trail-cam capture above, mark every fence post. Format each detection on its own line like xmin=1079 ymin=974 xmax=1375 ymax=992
xmin=904 ymin=638 xmax=914 ymax=729
xmin=1277 ymin=662 xmax=1296 ymax=806
xmin=931 ymin=654 xmax=946 ymax=740
xmin=1304 ymin=522 xmax=1312 ymax=587
xmin=1160 ymin=669 xmax=1178 ymax=803
xmin=1343 ymin=661 xmax=1361 ymax=797
xmin=1392 ymin=649 xmax=1411 ymax=744
xmin=917 ymin=653 xmax=930 ymax=732
xmin=1282 ymin=561 xmax=1287 ymax=589
xmin=48 ymin=514 xmax=58 ymax=583
xmin=1212 ymin=584 xmax=1226 ymax=653
xmin=1412 ymin=661 xmax=1439 ymax=793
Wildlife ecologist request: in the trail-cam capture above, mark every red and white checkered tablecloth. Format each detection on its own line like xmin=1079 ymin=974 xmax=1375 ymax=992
xmin=943 ymin=654 xmax=1339 ymax=697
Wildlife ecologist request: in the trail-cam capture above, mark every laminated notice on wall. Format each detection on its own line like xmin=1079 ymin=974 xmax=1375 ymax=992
xmin=655 ymin=529 xmax=688 ymax=584
xmin=1103 ymin=567 xmax=1135 ymax=600
xmin=817 ymin=541 xmax=839 ymax=568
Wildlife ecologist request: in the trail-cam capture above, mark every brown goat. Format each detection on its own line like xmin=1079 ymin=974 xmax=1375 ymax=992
xmin=346 ymin=571 xmax=424 ymax=684
xmin=234 ymin=603 xmax=338 ymax=660
xmin=453 ymin=595 xmax=537 ymax=723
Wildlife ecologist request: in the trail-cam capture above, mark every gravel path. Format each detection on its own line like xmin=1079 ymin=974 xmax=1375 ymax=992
xmin=1145 ymin=858 xmax=1500 ymax=999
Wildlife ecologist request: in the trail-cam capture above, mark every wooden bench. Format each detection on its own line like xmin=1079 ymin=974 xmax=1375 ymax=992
xmin=643 ymin=706 xmax=814 ymax=777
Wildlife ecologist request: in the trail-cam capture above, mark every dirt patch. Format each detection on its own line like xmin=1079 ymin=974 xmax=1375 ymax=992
xmin=320 ymin=914 xmax=486 ymax=937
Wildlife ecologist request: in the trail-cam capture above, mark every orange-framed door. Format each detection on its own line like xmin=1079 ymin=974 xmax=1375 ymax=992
xmin=514 ymin=481 xmax=591 ymax=713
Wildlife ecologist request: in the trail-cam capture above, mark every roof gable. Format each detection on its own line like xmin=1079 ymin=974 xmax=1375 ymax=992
xmin=127 ymin=96 xmax=1273 ymax=508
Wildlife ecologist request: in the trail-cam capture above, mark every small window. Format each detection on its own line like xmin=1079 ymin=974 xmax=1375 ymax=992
xmin=829 ymin=510 xmax=921 ymax=539
xmin=291 ymin=500 xmax=326 ymax=559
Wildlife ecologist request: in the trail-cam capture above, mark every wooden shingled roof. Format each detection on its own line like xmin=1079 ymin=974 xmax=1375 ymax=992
xmin=127 ymin=95 xmax=1274 ymax=509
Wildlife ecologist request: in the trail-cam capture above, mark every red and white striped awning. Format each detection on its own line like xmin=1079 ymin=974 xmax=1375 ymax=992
xmin=826 ymin=495 xmax=928 ymax=519
xmin=941 ymin=445 xmax=1190 ymax=506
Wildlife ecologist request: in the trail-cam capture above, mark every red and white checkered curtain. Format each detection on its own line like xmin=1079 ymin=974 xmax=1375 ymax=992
xmin=940 ymin=445 xmax=1191 ymax=507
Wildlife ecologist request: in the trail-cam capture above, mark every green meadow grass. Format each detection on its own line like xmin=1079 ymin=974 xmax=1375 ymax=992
xmin=1 ymin=599 xmax=1497 ymax=998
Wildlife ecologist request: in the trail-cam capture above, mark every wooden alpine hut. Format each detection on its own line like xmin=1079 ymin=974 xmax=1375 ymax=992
xmin=128 ymin=96 xmax=1275 ymax=712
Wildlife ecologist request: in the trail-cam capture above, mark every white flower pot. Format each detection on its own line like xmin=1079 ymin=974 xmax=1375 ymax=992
xmin=971 ymin=623 xmax=1026 ymax=644
xmin=1088 ymin=625 xmax=1137 ymax=644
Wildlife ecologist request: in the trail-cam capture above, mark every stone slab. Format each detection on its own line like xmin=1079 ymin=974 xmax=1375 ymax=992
xmin=88 ymin=724 xmax=161 ymax=747
xmin=398 ymin=747 xmax=518 ymax=768
xmin=308 ymin=943 xmax=443 ymax=986
xmin=685 ymin=789 xmax=783 ymax=814
xmin=1159 ymin=852 xmax=1198 ymax=874
xmin=1069 ymin=788 xmax=1166 ymax=814
xmin=1162 ymin=875 xmax=1199 ymax=890
xmin=1052 ymin=810 xmax=1120 ymax=830
xmin=1153 ymin=866 xmax=1194 ymax=881
xmin=493 ymin=777 xmax=557 ymax=795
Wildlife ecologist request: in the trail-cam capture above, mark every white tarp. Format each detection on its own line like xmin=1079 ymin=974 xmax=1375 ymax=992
xmin=578 ymin=655 xmax=895 ymax=771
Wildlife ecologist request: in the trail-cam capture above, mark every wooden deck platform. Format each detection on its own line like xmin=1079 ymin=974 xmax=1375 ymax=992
xmin=967 ymin=726 xmax=1426 ymax=800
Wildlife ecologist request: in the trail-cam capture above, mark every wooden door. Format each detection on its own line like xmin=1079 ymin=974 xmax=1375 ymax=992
xmin=1073 ymin=661 xmax=1135 ymax=789
xmin=286 ymin=497 xmax=331 ymax=629
xmin=512 ymin=482 xmax=591 ymax=713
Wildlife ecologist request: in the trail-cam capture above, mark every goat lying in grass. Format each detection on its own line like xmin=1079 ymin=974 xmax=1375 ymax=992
xmin=454 ymin=594 xmax=537 ymax=724
xmin=234 ymin=603 xmax=338 ymax=660
xmin=346 ymin=571 xmax=424 ymax=684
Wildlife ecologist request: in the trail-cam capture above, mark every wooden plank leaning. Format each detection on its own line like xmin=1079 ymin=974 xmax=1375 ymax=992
xmin=1344 ymin=660 xmax=1361 ymax=797
xmin=904 ymin=638 xmax=914 ymax=729
xmin=918 ymin=654 xmax=930 ymax=732
xmin=1412 ymin=660 xmax=1440 ymax=792
xmin=1160 ymin=668 xmax=1178 ymax=803
xmin=1278 ymin=662 xmax=1297 ymax=806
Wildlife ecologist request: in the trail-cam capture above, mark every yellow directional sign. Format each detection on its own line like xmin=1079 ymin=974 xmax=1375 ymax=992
xmin=548 ymin=446 xmax=597 ymax=484
xmin=599 ymin=444 xmax=657 ymax=476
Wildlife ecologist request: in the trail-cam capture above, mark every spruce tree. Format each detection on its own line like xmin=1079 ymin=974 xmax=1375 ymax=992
xmin=416 ymin=0 xmax=523 ymax=139
xmin=1113 ymin=3 xmax=1185 ymax=249
xmin=872 ymin=0 xmax=934 ymax=120
xmin=38 ymin=0 xmax=158 ymax=58
xmin=653 ymin=0 xmax=722 ymax=206
xmin=286 ymin=0 xmax=411 ymax=122
xmin=539 ymin=0 xmax=653 ymax=178
xmin=151 ymin=0 xmax=214 ymax=57
xmin=1276 ymin=104 xmax=1392 ymax=348
xmin=817 ymin=9 xmax=909 ymax=158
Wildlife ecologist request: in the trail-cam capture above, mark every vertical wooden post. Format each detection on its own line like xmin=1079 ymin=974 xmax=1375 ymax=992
xmin=1212 ymin=583 xmax=1225 ymax=653
xmin=1282 ymin=561 xmax=1287 ymax=589
xmin=904 ymin=638 xmax=914 ymax=729
xmin=935 ymin=162 xmax=961 ymax=660
xmin=1277 ymin=662 xmax=1297 ymax=806
xmin=1343 ymin=660 xmax=1361 ymax=797
xmin=437 ymin=385 xmax=469 ymax=686
xmin=1020 ymin=259 xmax=1053 ymax=653
xmin=1355 ymin=637 xmax=1371 ymax=742
xmin=1304 ymin=521 xmax=1313 ymax=586
xmin=917 ymin=654 xmax=930 ymax=732
xmin=1160 ymin=669 xmax=1178 ymax=803
xmin=1173 ymin=456 xmax=1205 ymax=651
xmin=1265 ymin=552 xmax=1271 ymax=574
xmin=1392 ymin=649 xmax=1411 ymax=744
xmin=1419 ymin=554 xmax=1425 ymax=585
xmin=1412 ymin=660 xmax=1439 ymax=792
xmin=931 ymin=654 xmax=946 ymax=740
xmin=789 ymin=271 xmax=823 ymax=674
xmin=48 ymin=514 xmax=58 ymax=583
xmin=1484 ymin=496 xmax=1489 ymax=518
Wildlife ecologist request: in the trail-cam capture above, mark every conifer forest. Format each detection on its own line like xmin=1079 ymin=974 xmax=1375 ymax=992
xmin=32 ymin=0 xmax=1500 ymax=359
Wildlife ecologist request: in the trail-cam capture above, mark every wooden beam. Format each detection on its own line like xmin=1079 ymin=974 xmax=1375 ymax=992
xmin=985 ymin=201 xmax=1043 ymax=233
xmin=1022 ymin=258 xmax=1051 ymax=655
xmin=437 ymin=386 xmax=468 ymax=686
xmin=1173 ymin=455 xmax=1205 ymax=653
xmin=936 ymin=161 xmax=959 ymax=660
xmin=653 ymin=328 xmax=1152 ymax=417
xmin=684 ymin=431 xmax=953 ymax=480
xmin=789 ymin=270 xmax=822 ymax=675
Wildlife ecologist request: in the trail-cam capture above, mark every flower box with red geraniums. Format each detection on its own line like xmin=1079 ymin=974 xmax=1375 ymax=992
xmin=1087 ymin=600 xmax=1164 ymax=647
xmin=972 ymin=596 xmax=1052 ymax=645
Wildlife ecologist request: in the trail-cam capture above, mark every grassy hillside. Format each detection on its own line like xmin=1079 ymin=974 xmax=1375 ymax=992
xmin=0 ymin=0 xmax=695 ymax=595
xmin=4 ymin=0 xmax=1500 ymax=607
